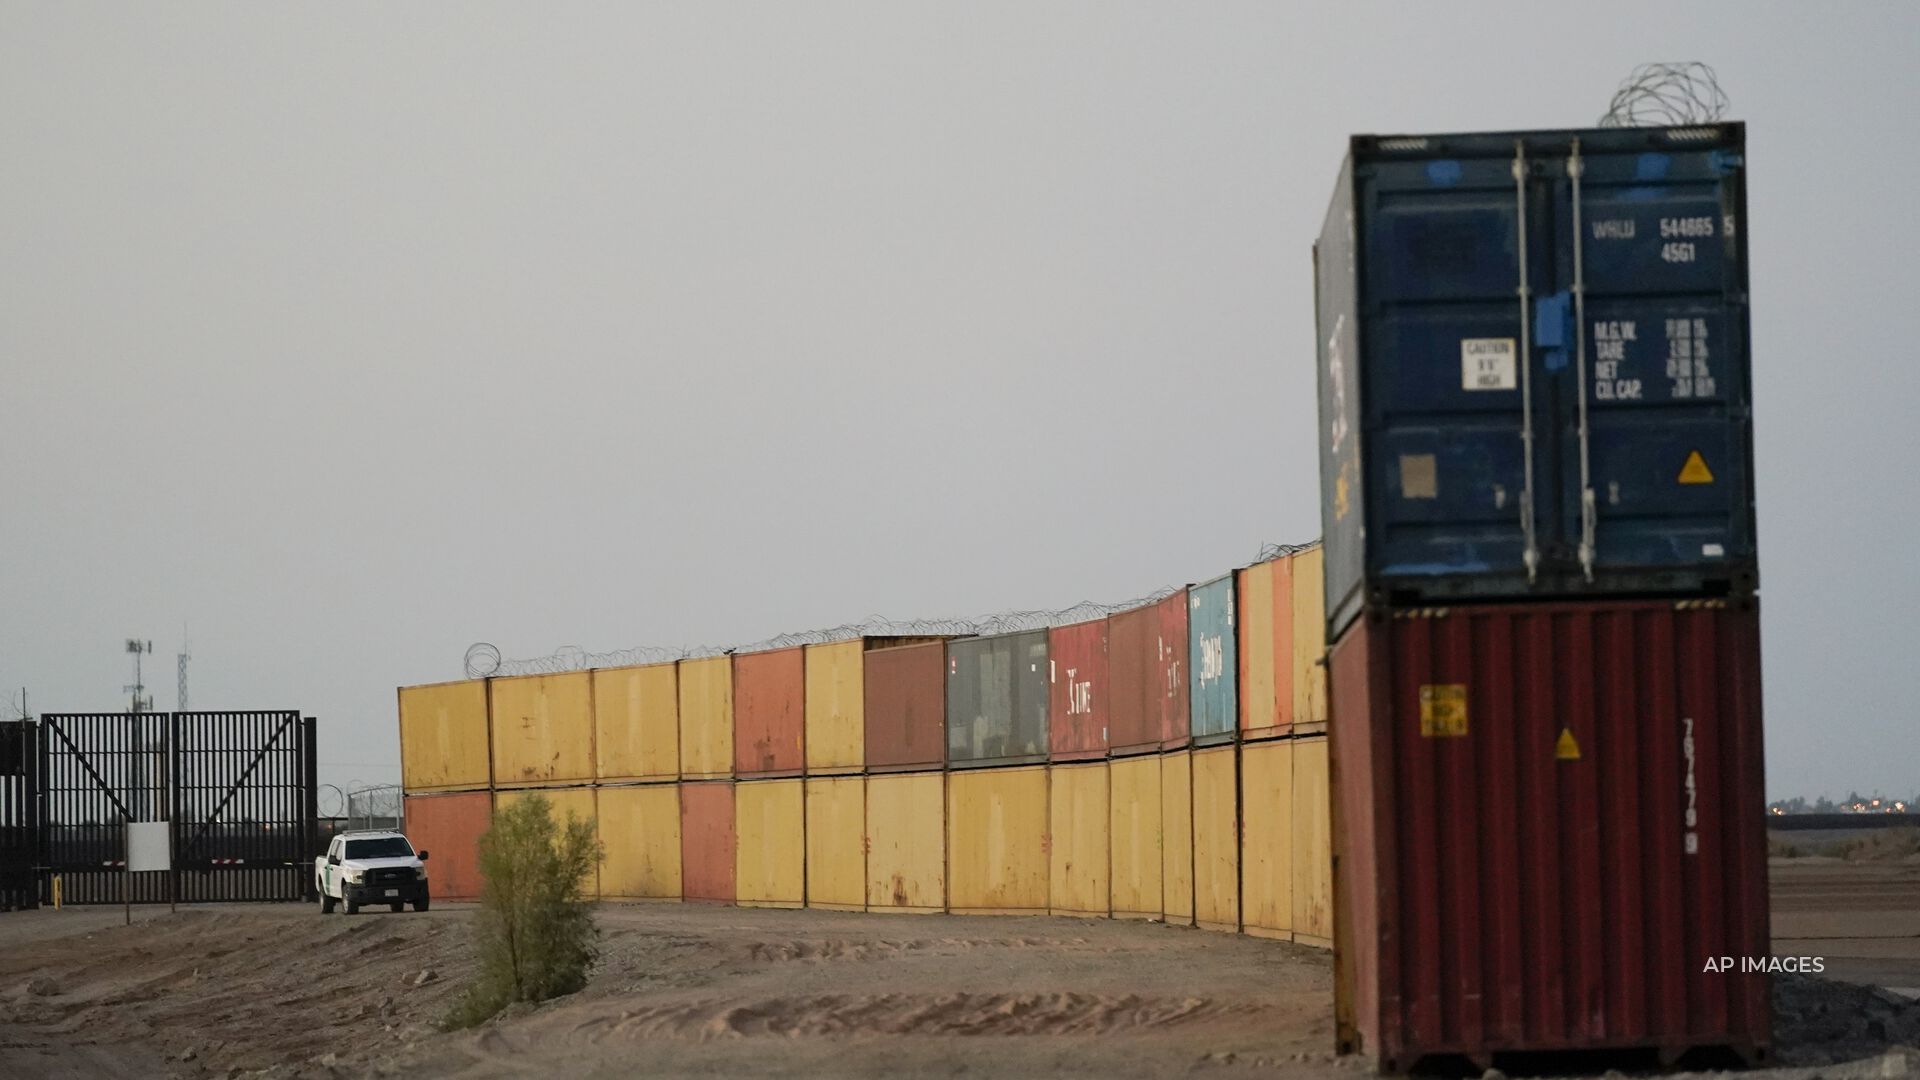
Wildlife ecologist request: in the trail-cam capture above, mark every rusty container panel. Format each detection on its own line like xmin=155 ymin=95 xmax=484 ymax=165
xmin=677 ymin=656 xmax=734 ymax=780
xmin=946 ymin=631 xmax=1049 ymax=769
xmin=804 ymin=640 xmax=864 ymax=775
xmin=946 ymin=765 xmax=1048 ymax=914
xmin=1108 ymin=754 xmax=1162 ymax=919
xmin=1238 ymin=557 xmax=1296 ymax=741
xmin=864 ymin=640 xmax=947 ymax=773
xmin=866 ymin=772 xmax=946 ymax=913
xmin=1047 ymin=618 xmax=1109 ymax=761
xmin=494 ymin=787 xmax=600 ymax=898
xmin=1192 ymin=745 xmax=1240 ymax=932
xmin=679 ymin=781 xmax=736 ymax=903
xmin=1292 ymin=735 xmax=1333 ymax=948
xmin=1161 ymin=750 xmax=1194 ymax=925
xmin=805 ymin=776 xmax=866 ymax=910
xmin=1291 ymin=546 xmax=1329 ymax=734
xmin=598 ymin=784 xmax=682 ymax=901
xmin=735 ymin=778 xmax=805 ymax=907
xmin=1047 ymin=762 xmax=1110 ymax=917
xmin=1241 ymin=739 xmax=1295 ymax=940
xmin=489 ymin=673 xmax=595 ymax=787
xmin=402 ymin=791 xmax=491 ymax=901
xmin=593 ymin=663 xmax=679 ymax=783
xmin=733 ymin=648 xmax=805 ymax=778
xmin=398 ymin=680 xmax=490 ymax=793
xmin=1331 ymin=600 xmax=1770 ymax=1070
xmin=1108 ymin=592 xmax=1190 ymax=755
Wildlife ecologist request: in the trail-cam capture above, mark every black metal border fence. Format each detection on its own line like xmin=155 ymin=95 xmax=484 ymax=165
xmin=0 ymin=721 xmax=37 ymax=911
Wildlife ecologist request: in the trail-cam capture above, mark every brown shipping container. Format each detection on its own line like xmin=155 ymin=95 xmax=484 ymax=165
xmin=1331 ymin=599 xmax=1770 ymax=1071
xmin=733 ymin=648 xmax=805 ymax=777
xmin=679 ymin=781 xmax=737 ymax=904
xmin=1109 ymin=592 xmax=1190 ymax=755
xmin=864 ymin=640 xmax=947 ymax=772
xmin=1047 ymin=618 xmax=1109 ymax=761
xmin=402 ymin=791 xmax=491 ymax=902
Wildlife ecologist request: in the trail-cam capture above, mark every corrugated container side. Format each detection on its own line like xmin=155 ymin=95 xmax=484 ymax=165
xmin=1331 ymin=599 xmax=1770 ymax=1069
xmin=1292 ymin=735 xmax=1333 ymax=948
xmin=946 ymin=765 xmax=1048 ymax=914
xmin=1047 ymin=763 xmax=1110 ymax=917
xmin=593 ymin=663 xmax=679 ymax=783
xmin=865 ymin=772 xmax=945 ymax=913
xmin=598 ymin=784 xmax=683 ymax=900
xmin=1047 ymin=618 xmax=1109 ymax=761
xmin=804 ymin=640 xmax=864 ymax=775
xmin=402 ymin=790 xmax=491 ymax=902
xmin=1241 ymin=739 xmax=1295 ymax=940
xmin=733 ymin=648 xmax=805 ymax=778
xmin=1290 ymin=547 xmax=1329 ymax=734
xmin=1192 ymin=745 xmax=1240 ymax=932
xmin=735 ymin=778 xmax=805 ymax=907
xmin=494 ymin=787 xmax=599 ymax=899
xmin=1161 ymin=750 xmax=1194 ymax=925
xmin=1109 ymin=754 xmax=1162 ymax=920
xmin=489 ymin=672 xmax=595 ymax=787
xmin=946 ymin=631 xmax=1049 ymax=769
xmin=398 ymin=680 xmax=491 ymax=793
xmin=677 ymin=657 xmax=735 ymax=780
xmin=805 ymin=776 xmax=866 ymax=910
xmin=864 ymin=641 xmax=947 ymax=773
xmin=1238 ymin=558 xmax=1296 ymax=741
xmin=679 ymin=781 xmax=736 ymax=903
xmin=1189 ymin=576 xmax=1238 ymax=743
xmin=1109 ymin=593 xmax=1191 ymax=755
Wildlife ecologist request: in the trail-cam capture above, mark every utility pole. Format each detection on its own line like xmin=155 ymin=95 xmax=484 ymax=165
xmin=176 ymin=629 xmax=190 ymax=713
xmin=124 ymin=638 xmax=154 ymax=714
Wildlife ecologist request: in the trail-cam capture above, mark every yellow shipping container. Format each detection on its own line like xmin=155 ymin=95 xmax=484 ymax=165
xmin=947 ymin=765 xmax=1047 ymax=914
xmin=803 ymin=640 xmax=864 ymax=775
xmin=1241 ymin=739 xmax=1295 ymax=940
xmin=398 ymin=680 xmax=490 ymax=793
xmin=735 ymin=779 xmax=804 ymax=908
xmin=597 ymin=784 xmax=682 ymax=900
xmin=1289 ymin=546 xmax=1328 ymax=733
xmin=593 ymin=663 xmax=679 ymax=783
xmin=1048 ymin=763 xmax=1109 ymax=917
xmin=1193 ymin=745 xmax=1239 ymax=932
xmin=866 ymin=773 xmax=945 ymax=913
xmin=494 ymin=787 xmax=600 ymax=898
xmin=805 ymin=776 xmax=866 ymax=911
xmin=1291 ymin=736 xmax=1333 ymax=948
xmin=490 ymin=672 xmax=594 ymax=787
xmin=1109 ymin=755 xmax=1162 ymax=920
xmin=1238 ymin=559 xmax=1280 ymax=738
xmin=1161 ymin=750 xmax=1194 ymax=925
xmin=677 ymin=656 xmax=734 ymax=780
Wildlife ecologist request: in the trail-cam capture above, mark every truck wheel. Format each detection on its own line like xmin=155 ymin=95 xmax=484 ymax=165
xmin=344 ymin=896 xmax=360 ymax=915
xmin=320 ymin=888 xmax=336 ymax=914
xmin=413 ymin=898 xmax=430 ymax=913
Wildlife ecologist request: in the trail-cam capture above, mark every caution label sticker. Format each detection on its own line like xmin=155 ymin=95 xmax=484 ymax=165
xmin=1678 ymin=450 xmax=1715 ymax=485
xmin=1418 ymin=684 xmax=1468 ymax=737
xmin=1555 ymin=727 xmax=1582 ymax=761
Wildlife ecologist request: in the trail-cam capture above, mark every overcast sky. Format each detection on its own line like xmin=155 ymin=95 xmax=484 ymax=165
xmin=3 ymin=4 xmax=1914 ymax=802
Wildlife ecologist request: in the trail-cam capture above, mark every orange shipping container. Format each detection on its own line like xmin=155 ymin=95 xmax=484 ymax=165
xmin=593 ymin=663 xmax=679 ymax=783
xmin=680 ymin=781 xmax=736 ymax=903
xmin=734 ymin=649 xmax=805 ymax=778
xmin=402 ymin=790 xmax=491 ymax=902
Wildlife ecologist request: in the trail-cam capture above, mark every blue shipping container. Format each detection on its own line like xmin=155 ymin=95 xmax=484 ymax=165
xmin=1187 ymin=575 xmax=1237 ymax=743
xmin=1316 ymin=124 xmax=1756 ymax=635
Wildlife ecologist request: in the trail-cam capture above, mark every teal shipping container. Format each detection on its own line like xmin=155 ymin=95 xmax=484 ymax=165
xmin=1188 ymin=576 xmax=1237 ymax=744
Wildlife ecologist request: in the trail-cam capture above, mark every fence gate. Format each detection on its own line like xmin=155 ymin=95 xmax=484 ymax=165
xmin=38 ymin=712 xmax=318 ymax=904
xmin=0 ymin=722 xmax=37 ymax=911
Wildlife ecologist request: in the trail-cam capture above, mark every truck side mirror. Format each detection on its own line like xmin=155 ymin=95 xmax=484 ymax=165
xmin=327 ymin=854 xmax=340 ymax=866
xmin=418 ymin=851 xmax=430 ymax=861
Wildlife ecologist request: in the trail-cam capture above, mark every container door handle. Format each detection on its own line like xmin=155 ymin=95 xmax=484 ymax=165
xmin=1512 ymin=140 xmax=1539 ymax=584
xmin=1569 ymin=139 xmax=1597 ymax=583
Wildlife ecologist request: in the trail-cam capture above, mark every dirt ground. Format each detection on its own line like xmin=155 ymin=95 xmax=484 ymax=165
xmin=0 ymin=859 xmax=1914 ymax=1079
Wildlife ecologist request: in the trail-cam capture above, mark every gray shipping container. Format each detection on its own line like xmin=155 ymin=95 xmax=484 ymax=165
xmin=945 ymin=630 xmax=1049 ymax=768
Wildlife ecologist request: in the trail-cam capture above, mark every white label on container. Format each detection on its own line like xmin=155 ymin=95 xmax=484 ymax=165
xmin=1461 ymin=338 xmax=1516 ymax=391
xmin=1702 ymin=543 xmax=1725 ymax=557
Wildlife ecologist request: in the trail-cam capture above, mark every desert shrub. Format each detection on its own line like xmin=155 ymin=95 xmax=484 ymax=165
xmin=1838 ymin=826 xmax=1920 ymax=862
xmin=1767 ymin=834 xmax=1803 ymax=858
xmin=444 ymin=795 xmax=604 ymax=1029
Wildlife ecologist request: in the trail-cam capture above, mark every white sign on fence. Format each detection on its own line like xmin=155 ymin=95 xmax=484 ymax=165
xmin=127 ymin=821 xmax=171 ymax=873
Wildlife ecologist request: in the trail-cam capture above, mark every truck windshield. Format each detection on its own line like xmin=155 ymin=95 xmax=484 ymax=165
xmin=343 ymin=837 xmax=414 ymax=859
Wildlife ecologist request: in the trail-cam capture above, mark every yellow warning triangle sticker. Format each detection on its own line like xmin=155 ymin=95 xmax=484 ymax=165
xmin=1677 ymin=450 xmax=1715 ymax=485
xmin=1555 ymin=727 xmax=1582 ymax=761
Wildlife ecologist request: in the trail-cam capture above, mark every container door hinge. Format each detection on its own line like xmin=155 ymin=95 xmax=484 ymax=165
xmin=1569 ymin=139 xmax=1597 ymax=583
xmin=1512 ymin=140 xmax=1539 ymax=584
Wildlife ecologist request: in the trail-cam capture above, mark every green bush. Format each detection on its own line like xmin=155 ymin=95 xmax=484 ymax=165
xmin=444 ymin=795 xmax=604 ymax=1029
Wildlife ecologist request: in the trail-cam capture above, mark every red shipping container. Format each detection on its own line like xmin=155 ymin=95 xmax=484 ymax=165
xmin=864 ymin=640 xmax=947 ymax=772
xmin=402 ymin=791 xmax=492 ymax=903
xmin=1330 ymin=599 xmax=1770 ymax=1071
xmin=1108 ymin=592 xmax=1190 ymax=755
xmin=679 ymin=781 xmax=736 ymax=903
xmin=1047 ymin=618 xmax=1109 ymax=761
xmin=734 ymin=647 xmax=805 ymax=777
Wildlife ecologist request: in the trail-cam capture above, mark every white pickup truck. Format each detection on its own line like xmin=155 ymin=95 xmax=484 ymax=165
xmin=316 ymin=830 xmax=431 ymax=914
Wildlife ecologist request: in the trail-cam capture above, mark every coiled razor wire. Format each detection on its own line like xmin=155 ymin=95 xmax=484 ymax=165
xmin=1598 ymin=62 xmax=1730 ymax=128
xmin=468 ymin=538 xmax=1320 ymax=678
